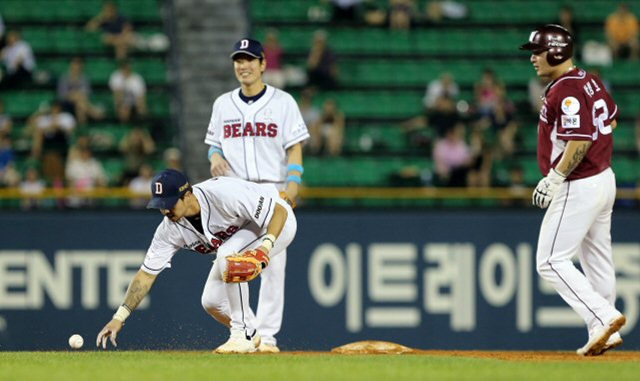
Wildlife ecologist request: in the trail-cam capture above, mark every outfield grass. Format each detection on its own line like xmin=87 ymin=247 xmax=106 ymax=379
xmin=1 ymin=352 xmax=639 ymax=381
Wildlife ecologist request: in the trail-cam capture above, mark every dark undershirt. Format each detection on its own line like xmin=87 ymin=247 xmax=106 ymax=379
xmin=186 ymin=215 xmax=204 ymax=235
xmin=239 ymin=85 xmax=267 ymax=104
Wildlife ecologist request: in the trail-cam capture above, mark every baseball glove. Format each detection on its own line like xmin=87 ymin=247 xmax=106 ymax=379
xmin=223 ymin=248 xmax=270 ymax=283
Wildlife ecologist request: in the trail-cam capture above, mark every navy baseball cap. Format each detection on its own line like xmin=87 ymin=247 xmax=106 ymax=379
xmin=230 ymin=38 xmax=264 ymax=59
xmin=146 ymin=169 xmax=191 ymax=210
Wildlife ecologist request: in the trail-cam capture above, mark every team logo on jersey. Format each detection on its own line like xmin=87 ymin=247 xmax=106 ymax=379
xmin=561 ymin=114 xmax=580 ymax=128
xmin=224 ymin=122 xmax=278 ymax=138
xmin=561 ymin=96 xmax=580 ymax=115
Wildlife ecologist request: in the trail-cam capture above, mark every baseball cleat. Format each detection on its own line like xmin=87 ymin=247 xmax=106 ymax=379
xmin=214 ymin=330 xmax=261 ymax=354
xmin=592 ymin=335 xmax=623 ymax=356
xmin=576 ymin=314 xmax=626 ymax=356
xmin=258 ymin=342 xmax=280 ymax=353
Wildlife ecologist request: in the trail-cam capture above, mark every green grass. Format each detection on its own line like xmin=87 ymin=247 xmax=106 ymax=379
xmin=1 ymin=352 xmax=640 ymax=381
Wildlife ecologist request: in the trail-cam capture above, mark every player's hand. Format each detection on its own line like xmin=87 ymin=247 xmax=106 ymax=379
xmin=223 ymin=248 xmax=270 ymax=283
xmin=96 ymin=319 xmax=124 ymax=349
xmin=210 ymin=154 xmax=230 ymax=177
xmin=532 ymin=168 xmax=566 ymax=209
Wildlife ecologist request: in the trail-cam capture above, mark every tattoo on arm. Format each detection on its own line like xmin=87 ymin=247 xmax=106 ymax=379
xmin=565 ymin=143 xmax=591 ymax=174
xmin=123 ymin=279 xmax=150 ymax=311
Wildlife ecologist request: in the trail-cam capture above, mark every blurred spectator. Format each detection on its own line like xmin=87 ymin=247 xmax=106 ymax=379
xmin=85 ymin=0 xmax=135 ymax=60
xmin=0 ymin=30 xmax=35 ymax=89
xmin=262 ymin=30 xmax=286 ymax=89
xmin=109 ymin=60 xmax=147 ymax=122
xmin=557 ymin=5 xmax=580 ymax=50
xmin=432 ymin=123 xmax=471 ymax=187
xmin=423 ymin=72 xmax=459 ymax=110
xmin=309 ymin=98 xmax=345 ymax=156
xmin=425 ymin=0 xmax=468 ymax=23
xmin=306 ymin=30 xmax=339 ymax=90
xmin=528 ymin=76 xmax=547 ymax=113
xmin=605 ymin=3 xmax=639 ymax=60
xmin=29 ymin=101 xmax=76 ymax=186
xmin=0 ymin=136 xmax=19 ymax=187
xmin=65 ymin=145 xmax=107 ymax=207
xmin=128 ymin=163 xmax=154 ymax=209
xmin=298 ymin=88 xmax=321 ymax=129
xmin=635 ymin=114 xmax=640 ymax=155
xmin=328 ymin=0 xmax=363 ymax=22
xmin=0 ymin=13 xmax=5 ymax=49
xmin=0 ymin=99 xmax=12 ymax=139
xmin=163 ymin=147 xmax=182 ymax=170
xmin=466 ymin=128 xmax=492 ymax=188
xmin=58 ymin=57 xmax=105 ymax=125
xmin=389 ymin=0 xmax=417 ymax=30
xmin=119 ymin=126 xmax=156 ymax=184
xmin=19 ymin=167 xmax=46 ymax=210
xmin=474 ymin=68 xmax=505 ymax=117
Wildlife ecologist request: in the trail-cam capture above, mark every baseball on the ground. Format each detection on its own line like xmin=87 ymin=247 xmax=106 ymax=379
xmin=68 ymin=334 xmax=84 ymax=349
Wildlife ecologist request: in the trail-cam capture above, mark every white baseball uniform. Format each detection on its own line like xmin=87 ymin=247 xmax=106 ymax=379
xmin=141 ymin=177 xmax=297 ymax=338
xmin=204 ymin=85 xmax=309 ymax=346
xmin=534 ymin=67 xmax=622 ymax=342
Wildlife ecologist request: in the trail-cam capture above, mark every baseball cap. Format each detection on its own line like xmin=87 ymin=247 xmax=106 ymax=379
xmin=146 ymin=169 xmax=191 ymax=210
xmin=230 ymin=38 xmax=264 ymax=59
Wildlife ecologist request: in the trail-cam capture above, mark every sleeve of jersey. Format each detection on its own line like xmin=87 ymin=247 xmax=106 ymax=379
xmin=141 ymin=220 xmax=184 ymax=275
xmin=283 ymin=94 xmax=310 ymax=149
xmin=204 ymin=99 xmax=222 ymax=147
xmin=555 ymin=90 xmax=593 ymax=141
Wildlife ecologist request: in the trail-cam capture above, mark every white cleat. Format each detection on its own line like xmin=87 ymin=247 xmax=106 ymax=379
xmin=258 ymin=342 xmax=280 ymax=353
xmin=576 ymin=314 xmax=626 ymax=356
xmin=593 ymin=334 xmax=623 ymax=356
xmin=214 ymin=330 xmax=261 ymax=354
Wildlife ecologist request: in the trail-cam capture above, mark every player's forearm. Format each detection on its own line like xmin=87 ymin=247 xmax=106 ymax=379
xmin=121 ymin=269 xmax=157 ymax=312
xmin=285 ymin=144 xmax=303 ymax=196
xmin=265 ymin=203 xmax=288 ymax=240
xmin=554 ymin=140 xmax=592 ymax=177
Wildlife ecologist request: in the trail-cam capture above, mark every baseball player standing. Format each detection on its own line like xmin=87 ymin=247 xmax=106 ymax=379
xmin=520 ymin=24 xmax=626 ymax=356
xmin=96 ymin=169 xmax=297 ymax=353
xmin=204 ymin=38 xmax=309 ymax=352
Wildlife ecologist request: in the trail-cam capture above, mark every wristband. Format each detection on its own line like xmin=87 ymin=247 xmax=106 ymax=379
xmin=287 ymin=175 xmax=302 ymax=184
xmin=261 ymin=234 xmax=276 ymax=253
xmin=113 ymin=305 xmax=131 ymax=323
xmin=208 ymin=146 xmax=224 ymax=160
xmin=287 ymin=164 xmax=304 ymax=175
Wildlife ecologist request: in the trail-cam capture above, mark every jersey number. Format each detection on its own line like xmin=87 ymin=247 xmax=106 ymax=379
xmin=592 ymin=99 xmax=612 ymax=135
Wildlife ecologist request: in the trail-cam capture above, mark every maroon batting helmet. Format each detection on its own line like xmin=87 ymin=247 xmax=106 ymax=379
xmin=520 ymin=24 xmax=574 ymax=66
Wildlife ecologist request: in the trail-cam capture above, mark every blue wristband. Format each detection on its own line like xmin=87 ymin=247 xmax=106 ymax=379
xmin=208 ymin=146 xmax=224 ymax=160
xmin=287 ymin=175 xmax=302 ymax=184
xmin=287 ymin=164 xmax=304 ymax=175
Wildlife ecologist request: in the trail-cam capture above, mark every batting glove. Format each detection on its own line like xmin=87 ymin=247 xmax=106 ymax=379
xmin=532 ymin=168 xmax=566 ymax=209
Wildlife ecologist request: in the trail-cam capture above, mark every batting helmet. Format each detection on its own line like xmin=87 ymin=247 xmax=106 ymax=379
xmin=519 ymin=24 xmax=574 ymax=66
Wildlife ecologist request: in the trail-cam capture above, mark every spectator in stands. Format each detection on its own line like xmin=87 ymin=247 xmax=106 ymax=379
xmin=306 ymin=30 xmax=339 ymax=90
xmin=109 ymin=60 xmax=147 ymax=122
xmin=329 ymin=0 xmax=363 ymax=22
xmin=58 ymin=57 xmax=105 ymax=125
xmin=65 ymin=145 xmax=107 ymax=207
xmin=119 ymin=126 xmax=156 ymax=184
xmin=0 ymin=99 xmax=12 ymax=139
xmin=29 ymin=101 xmax=76 ymax=186
xmin=85 ymin=0 xmax=135 ymax=60
xmin=19 ymin=167 xmax=46 ymax=210
xmin=474 ymin=68 xmax=505 ymax=118
xmin=432 ymin=123 xmax=471 ymax=187
xmin=0 ymin=30 xmax=36 ymax=89
xmin=389 ymin=0 xmax=417 ymax=30
xmin=425 ymin=1 xmax=468 ymax=23
xmin=262 ymin=30 xmax=286 ymax=89
xmin=128 ymin=163 xmax=154 ymax=209
xmin=528 ymin=76 xmax=548 ymax=113
xmin=0 ymin=13 xmax=5 ymax=49
xmin=557 ymin=5 xmax=580 ymax=54
xmin=423 ymin=72 xmax=459 ymax=110
xmin=308 ymin=98 xmax=345 ymax=156
xmin=298 ymin=88 xmax=321 ymax=131
xmin=0 ymin=136 xmax=19 ymax=187
xmin=466 ymin=127 xmax=492 ymax=188
xmin=635 ymin=114 xmax=640 ymax=156
xmin=605 ymin=3 xmax=639 ymax=60
xmin=163 ymin=147 xmax=182 ymax=171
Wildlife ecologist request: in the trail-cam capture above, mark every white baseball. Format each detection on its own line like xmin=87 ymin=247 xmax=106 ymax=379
xmin=68 ymin=334 xmax=84 ymax=349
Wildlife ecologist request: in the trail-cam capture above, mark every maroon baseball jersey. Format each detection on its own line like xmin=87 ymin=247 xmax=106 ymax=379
xmin=537 ymin=67 xmax=618 ymax=180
